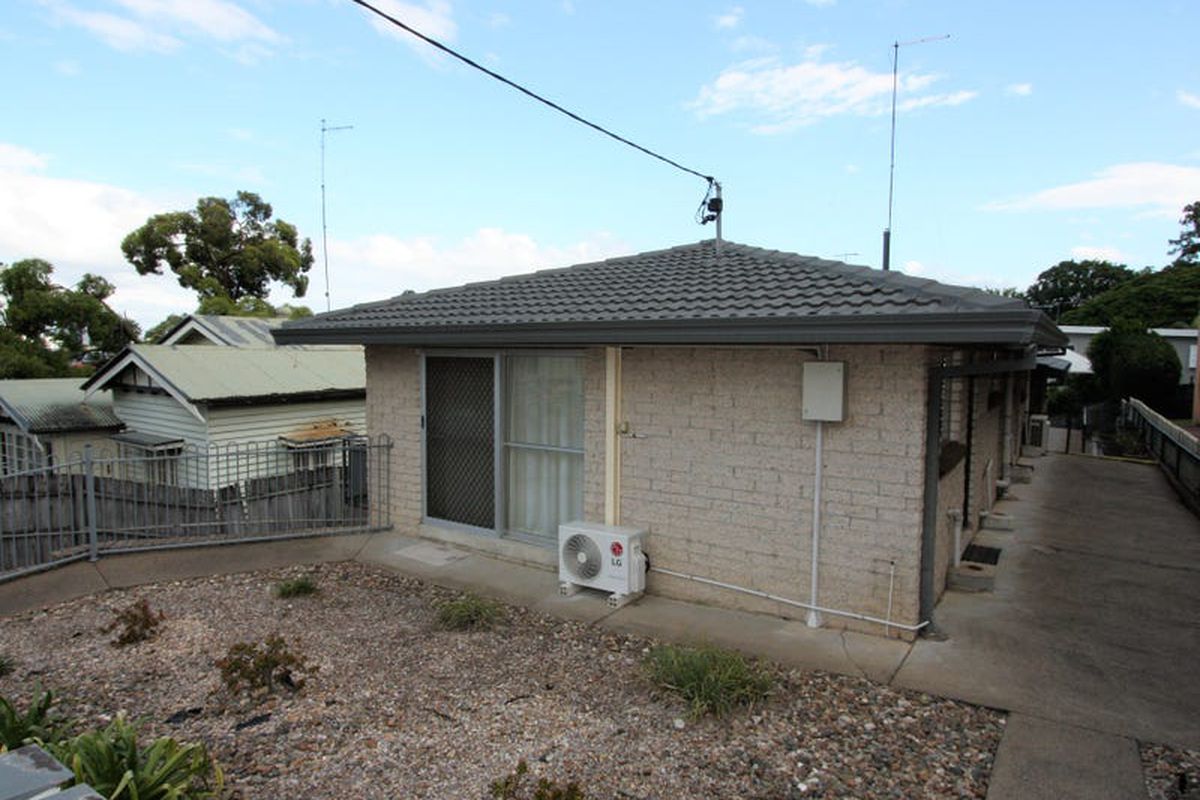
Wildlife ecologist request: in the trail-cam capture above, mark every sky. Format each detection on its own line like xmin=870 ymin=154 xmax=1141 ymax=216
xmin=2 ymin=0 xmax=1199 ymax=332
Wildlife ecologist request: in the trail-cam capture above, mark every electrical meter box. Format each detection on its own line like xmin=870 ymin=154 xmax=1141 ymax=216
xmin=802 ymin=361 xmax=846 ymax=422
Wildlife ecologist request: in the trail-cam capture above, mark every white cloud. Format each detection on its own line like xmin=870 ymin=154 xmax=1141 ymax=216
xmin=987 ymin=162 xmax=1200 ymax=216
xmin=0 ymin=142 xmax=195 ymax=328
xmin=1005 ymin=82 xmax=1033 ymax=96
xmin=900 ymin=259 xmax=993 ymax=288
xmin=1179 ymin=90 xmax=1200 ymax=110
xmin=323 ymin=228 xmax=629 ymax=308
xmin=40 ymin=0 xmax=281 ymax=58
xmin=1070 ymin=245 xmax=1126 ymax=263
xmin=714 ymin=6 xmax=743 ymax=29
xmin=804 ymin=0 xmax=836 ymax=6
xmin=729 ymin=35 xmax=776 ymax=54
xmin=55 ymin=59 xmax=81 ymax=76
xmin=361 ymin=0 xmax=457 ymax=52
xmin=690 ymin=52 xmax=975 ymax=133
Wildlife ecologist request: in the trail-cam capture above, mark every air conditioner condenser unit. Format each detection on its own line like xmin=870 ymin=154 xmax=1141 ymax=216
xmin=558 ymin=522 xmax=646 ymax=608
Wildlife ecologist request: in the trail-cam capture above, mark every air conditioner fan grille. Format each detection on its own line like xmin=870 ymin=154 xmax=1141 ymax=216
xmin=562 ymin=533 xmax=602 ymax=580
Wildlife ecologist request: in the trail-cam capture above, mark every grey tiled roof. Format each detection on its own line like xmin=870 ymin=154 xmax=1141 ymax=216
xmin=275 ymin=240 xmax=1065 ymax=347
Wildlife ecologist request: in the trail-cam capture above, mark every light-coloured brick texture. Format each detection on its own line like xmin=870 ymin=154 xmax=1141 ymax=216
xmin=617 ymin=345 xmax=930 ymax=637
xmin=365 ymin=346 xmax=422 ymax=533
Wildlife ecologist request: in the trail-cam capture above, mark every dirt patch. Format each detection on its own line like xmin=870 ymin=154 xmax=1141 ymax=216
xmin=1 ymin=561 xmax=1003 ymax=798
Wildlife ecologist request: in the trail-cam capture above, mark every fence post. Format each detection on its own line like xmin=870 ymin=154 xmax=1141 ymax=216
xmin=84 ymin=445 xmax=99 ymax=562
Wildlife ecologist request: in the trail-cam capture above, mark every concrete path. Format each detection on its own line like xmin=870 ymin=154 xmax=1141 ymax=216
xmin=897 ymin=453 xmax=1200 ymax=798
xmin=2 ymin=453 xmax=1197 ymax=798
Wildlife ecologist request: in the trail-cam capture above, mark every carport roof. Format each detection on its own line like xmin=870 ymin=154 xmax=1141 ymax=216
xmin=274 ymin=239 xmax=1066 ymax=348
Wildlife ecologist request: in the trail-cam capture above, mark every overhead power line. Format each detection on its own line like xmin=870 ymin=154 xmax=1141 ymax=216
xmin=347 ymin=0 xmax=717 ymax=189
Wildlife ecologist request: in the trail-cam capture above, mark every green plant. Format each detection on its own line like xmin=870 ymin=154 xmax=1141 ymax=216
xmin=102 ymin=598 xmax=165 ymax=647
xmin=0 ymin=688 xmax=71 ymax=750
xmin=490 ymin=759 xmax=586 ymax=800
xmin=216 ymin=635 xmax=314 ymax=696
xmin=48 ymin=714 xmax=222 ymax=800
xmin=643 ymin=644 xmax=773 ymax=718
xmin=273 ymin=576 xmax=318 ymax=598
xmin=0 ymin=653 xmax=13 ymax=677
xmin=436 ymin=593 xmax=504 ymax=632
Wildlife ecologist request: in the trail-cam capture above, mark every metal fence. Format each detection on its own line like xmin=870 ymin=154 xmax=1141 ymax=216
xmin=1122 ymin=398 xmax=1200 ymax=515
xmin=0 ymin=435 xmax=392 ymax=583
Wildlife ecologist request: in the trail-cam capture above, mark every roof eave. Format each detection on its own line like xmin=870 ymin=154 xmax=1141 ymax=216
xmin=273 ymin=310 xmax=1066 ymax=348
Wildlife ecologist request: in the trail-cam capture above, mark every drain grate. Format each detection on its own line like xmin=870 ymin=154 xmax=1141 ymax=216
xmin=962 ymin=544 xmax=1002 ymax=565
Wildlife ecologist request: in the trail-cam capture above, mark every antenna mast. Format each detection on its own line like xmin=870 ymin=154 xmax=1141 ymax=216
xmin=882 ymin=34 xmax=949 ymax=272
xmin=320 ymin=118 xmax=354 ymax=312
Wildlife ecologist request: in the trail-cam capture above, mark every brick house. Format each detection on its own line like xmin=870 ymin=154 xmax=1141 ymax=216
xmin=275 ymin=241 xmax=1064 ymax=638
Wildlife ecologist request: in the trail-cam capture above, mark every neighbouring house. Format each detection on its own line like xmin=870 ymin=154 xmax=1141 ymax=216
xmin=154 ymin=314 xmax=291 ymax=346
xmin=274 ymin=240 xmax=1065 ymax=637
xmin=1060 ymin=325 xmax=1197 ymax=386
xmin=0 ymin=379 xmax=124 ymax=475
xmin=80 ymin=344 xmax=366 ymax=488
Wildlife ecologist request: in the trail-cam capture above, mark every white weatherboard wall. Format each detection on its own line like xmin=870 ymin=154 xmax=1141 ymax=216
xmin=111 ymin=391 xmax=209 ymax=449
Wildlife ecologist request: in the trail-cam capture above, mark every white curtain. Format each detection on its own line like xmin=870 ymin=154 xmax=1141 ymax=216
xmin=505 ymin=356 xmax=584 ymax=544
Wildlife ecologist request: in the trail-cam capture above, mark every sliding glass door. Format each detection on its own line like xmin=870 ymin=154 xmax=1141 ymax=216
xmin=422 ymin=353 xmax=583 ymax=547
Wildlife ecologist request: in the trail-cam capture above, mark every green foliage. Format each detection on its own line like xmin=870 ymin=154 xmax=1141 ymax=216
xmin=1024 ymin=260 xmax=1138 ymax=320
xmin=1062 ymin=261 xmax=1200 ymax=328
xmin=0 ymin=654 xmax=13 ymax=677
xmin=273 ymin=576 xmax=318 ymax=598
xmin=436 ymin=593 xmax=504 ymax=631
xmin=102 ymin=598 xmax=165 ymax=647
xmin=1168 ymin=200 xmax=1200 ymax=265
xmin=122 ymin=191 xmax=314 ymax=304
xmin=983 ymin=286 xmax=1026 ymax=299
xmin=1087 ymin=321 xmax=1181 ymax=412
xmin=48 ymin=714 xmax=223 ymax=800
xmin=643 ymin=644 xmax=773 ymax=718
xmin=1046 ymin=374 xmax=1102 ymax=419
xmin=490 ymin=759 xmax=586 ymax=800
xmin=216 ymin=635 xmax=314 ymax=696
xmin=0 ymin=259 xmax=138 ymax=375
xmin=144 ymin=313 xmax=187 ymax=344
xmin=0 ymin=688 xmax=71 ymax=750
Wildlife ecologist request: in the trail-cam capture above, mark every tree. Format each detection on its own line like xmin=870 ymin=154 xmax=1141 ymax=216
xmin=1168 ymin=200 xmax=1200 ymax=265
xmin=1024 ymin=260 xmax=1137 ymax=320
xmin=122 ymin=191 xmax=314 ymax=303
xmin=143 ymin=300 xmax=313 ymax=344
xmin=0 ymin=259 xmax=139 ymax=376
xmin=1062 ymin=261 xmax=1200 ymax=328
xmin=1087 ymin=320 xmax=1181 ymax=413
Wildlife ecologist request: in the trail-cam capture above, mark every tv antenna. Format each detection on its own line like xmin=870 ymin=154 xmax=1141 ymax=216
xmin=320 ymin=118 xmax=354 ymax=311
xmin=882 ymin=34 xmax=949 ymax=272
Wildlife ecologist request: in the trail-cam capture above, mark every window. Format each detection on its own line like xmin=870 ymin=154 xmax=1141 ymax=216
xmin=423 ymin=353 xmax=584 ymax=548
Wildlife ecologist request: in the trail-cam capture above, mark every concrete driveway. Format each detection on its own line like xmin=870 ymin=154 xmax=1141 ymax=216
xmin=894 ymin=453 xmax=1200 ymax=797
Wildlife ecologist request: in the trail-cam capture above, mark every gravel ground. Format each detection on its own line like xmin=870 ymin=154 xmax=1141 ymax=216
xmin=1142 ymin=742 xmax=1200 ymax=800
xmin=0 ymin=561 xmax=1004 ymax=799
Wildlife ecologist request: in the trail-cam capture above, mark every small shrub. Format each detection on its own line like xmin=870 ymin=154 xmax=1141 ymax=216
xmin=102 ymin=598 xmax=165 ymax=647
xmin=274 ymin=576 xmax=318 ymax=598
xmin=490 ymin=759 xmax=586 ymax=800
xmin=0 ymin=688 xmax=71 ymax=750
xmin=0 ymin=654 xmax=13 ymax=677
xmin=48 ymin=714 xmax=222 ymax=800
xmin=216 ymin=635 xmax=314 ymax=696
xmin=643 ymin=644 xmax=773 ymax=718
xmin=437 ymin=593 xmax=504 ymax=631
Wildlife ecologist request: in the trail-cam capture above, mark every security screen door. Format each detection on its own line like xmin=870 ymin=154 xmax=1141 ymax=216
xmin=423 ymin=353 xmax=583 ymax=546
xmin=424 ymin=356 xmax=495 ymax=529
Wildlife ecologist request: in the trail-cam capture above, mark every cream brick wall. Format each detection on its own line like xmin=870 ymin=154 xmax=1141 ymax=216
xmin=617 ymin=345 xmax=929 ymax=637
xmin=365 ymin=346 xmax=422 ymax=532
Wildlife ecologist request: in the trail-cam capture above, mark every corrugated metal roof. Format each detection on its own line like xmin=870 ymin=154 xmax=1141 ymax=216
xmin=274 ymin=239 xmax=1066 ymax=347
xmin=94 ymin=345 xmax=365 ymax=403
xmin=159 ymin=315 xmax=290 ymax=346
xmin=0 ymin=379 xmax=123 ymax=433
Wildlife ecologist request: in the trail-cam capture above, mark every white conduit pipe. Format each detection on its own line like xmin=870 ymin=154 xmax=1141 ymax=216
xmin=649 ymin=565 xmax=930 ymax=632
xmin=807 ymin=419 xmax=824 ymax=628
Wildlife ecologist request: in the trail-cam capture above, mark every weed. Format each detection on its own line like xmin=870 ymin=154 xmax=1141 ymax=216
xmin=216 ymin=635 xmax=314 ymax=696
xmin=0 ymin=688 xmax=72 ymax=749
xmin=274 ymin=575 xmax=318 ymax=598
xmin=48 ymin=714 xmax=222 ymax=800
xmin=643 ymin=643 xmax=772 ymax=718
xmin=490 ymin=759 xmax=586 ymax=800
xmin=436 ymin=593 xmax=504 ymax=631
xmin=102 ymin=598 xmax=165 ymax=647
xmin=0 ymin=654 xmax=13 ymax=678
